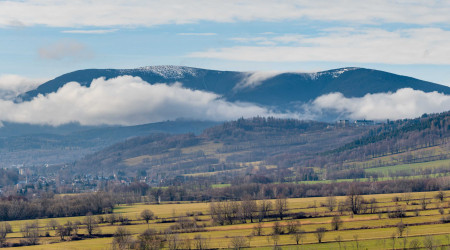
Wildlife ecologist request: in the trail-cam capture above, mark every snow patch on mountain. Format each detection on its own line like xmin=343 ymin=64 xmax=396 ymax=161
xmin=307 ymin=67 xmax=360 ymax=80
xmin=119 ymin=65 xmax=198 ymax=79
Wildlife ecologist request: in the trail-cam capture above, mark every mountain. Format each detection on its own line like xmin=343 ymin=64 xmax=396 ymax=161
xmin=18 ymin=66 xmax=450 ymax=109
xmin=7 ymin=66 xmax=450 ymax=167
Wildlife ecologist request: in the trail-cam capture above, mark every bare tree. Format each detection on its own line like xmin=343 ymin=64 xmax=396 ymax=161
xmin=337 ymin=201 xmax=347 ymax=215
xmin=141 ymin=209 xmax=155 ymax=225
xmin=390 ymin=233 xmax=397 ymax=250
xmin=112 ymin=226 xmax=133 ymax=250
xmin=210 ymin=202 xmax=225 ymax=225
xmin=275 ymin=198 xmax=288 ymax=220
xmin=73 ymin=220 xmax=82 ymax=235
xmin=396 ymin=222 xmax=407 ymax=237
xmin=270 ymin=234 xmax=280 ymax=248
xmin=421 ymin=195 xmax=428 ymax=210
xmin=402 ymin=193 xmax=412 ymax=205
xmin=0 ymin=222 xmax=11 ymax=245
xmin=56 ymin=221 xmax=75 ymax=241
xmin=292 ymin=229 xmax=305 ymax=245
xmin=56 ymin=225 xmax=67 ymax=240
xmin=166 ymin=233 xmax=180 ymax=250
xmin=326 ymin=196 xmax=337 ymax=212
xmin=253 ymin=222 xmax=263 ymax=236
xmin=107 ymin=213 xmax=117 ymax=225
xmin=258 ymin=199 xmax=272 ymax=222
xmin=138 ymin=229 xmax=164 ymax=250
xmin=353 ymin=234 xmax=360 ymax=250
xmin=272 ymin=221 xmax=284 ymax=235
xmin=47 ymin=219 xmax=59 ymax=231
xmin=286 ymin=220 xmax=300 ymax=234
xmin=84 ymin=212 xmax=100 ymax=236
xmin=335 ymin=235 xmax=343 ymax=250
xmin=331 ymin=215 xmax=343 ymax=230
xmin=315 ymin=227 xmax=327 ymax=243
xmin=423 ymin=235 xmax=436 ymax=250
xmin=230 ymin=236 xmax=248 ymax=250
xmin=409 ymin=239 xmax=421 ymax=249
xmin=346 ymin=187 xmax=364 ymax=214
xmin=368 ymin=198 xmax=378 ymax=214
xmin=241 ymin=198 xmax=257 ymax=223
xmin=193 ymin=234 xmax=209 ymax=250
xmin=97 ymin=215 xmax=105 ymax=224
xmin=21 ymin=222 xmax=39 ymax=245
xmin=435 ymin=191 xmax=445 ymax=202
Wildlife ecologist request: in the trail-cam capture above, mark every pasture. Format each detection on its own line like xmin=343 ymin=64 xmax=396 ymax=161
xmin=2 ymin=190 xmax=449 ymax=249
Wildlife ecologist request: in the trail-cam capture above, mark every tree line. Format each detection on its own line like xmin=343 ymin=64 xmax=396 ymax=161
xmin=0 ymin=192 xmax=115 ymax=221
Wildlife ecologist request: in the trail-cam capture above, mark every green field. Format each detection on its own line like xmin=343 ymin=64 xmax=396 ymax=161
xmin=2 ymin=190 xmax=449 ymax=249
xmin=365 ymin=158 xmax=450 ymax=175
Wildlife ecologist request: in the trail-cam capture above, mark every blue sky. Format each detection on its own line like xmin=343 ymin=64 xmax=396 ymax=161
xmin=1 ymin=0 xmax=450 ymax=86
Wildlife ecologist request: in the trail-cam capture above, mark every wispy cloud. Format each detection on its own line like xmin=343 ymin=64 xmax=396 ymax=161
xmin=62 ymin=29 xmax=118 ymax=34
xmin=190 ymin=28 xmax=450 ymax=64
xmin=38 ymin=39 xmax=93 ymax=61
xmin=178 ymin=33 xmax=217 ymax=36
xmin=0 ymin=1 xmax=449 ymax=28
xmin=234 ymin=71 xmax=282 ymax=90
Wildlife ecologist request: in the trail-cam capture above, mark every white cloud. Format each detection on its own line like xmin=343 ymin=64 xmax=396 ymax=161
xmin=178 ymin=33 xmax=217 ymax=36
xmin=0 ymin=74 xmax=44 ymax=100
xmin=230 ymin=37 xmax=277 ymax=46
xmin=234 ymin=71 xmax=281 ymax=90
xmin=190 ymin=28 xmax=450 ymax=64
xmin=38 ymin=39 xmax=93 ymax=61
xmin=0 ymin=1 xmax=449 ymax=28
xmin=0 ymin=76 xmax=447 ymax=126
xmin=61 ymin=29 xmax=118 ymax=34
xmin=0 ymin=76 xmax=294 ymax=126
xmin=311 ymin=88 xmax=450 ymax=120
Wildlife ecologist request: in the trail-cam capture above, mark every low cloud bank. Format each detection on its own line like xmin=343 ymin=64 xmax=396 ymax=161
xmin=0 ymin=74 xmax=44 ymax=100
xmin=0 ymin=76 xmax=291 ymax=126
xmin=0 ymin=75 xmax=448 ymax=126
xmin=311 ymin=88 xmax=450 ymax=120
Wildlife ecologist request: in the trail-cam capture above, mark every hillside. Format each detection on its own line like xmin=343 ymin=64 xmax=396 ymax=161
xmin=71 ymin=112 xmax=450 ymax=187
xmin=0 ymin=120 xmax=218 ymax=167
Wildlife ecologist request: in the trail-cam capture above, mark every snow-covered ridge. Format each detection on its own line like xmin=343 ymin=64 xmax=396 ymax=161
xmin=119 ymin=65 xmax=198 ymax=79
xmin=307 ymin=67 xmax=360 ymax=80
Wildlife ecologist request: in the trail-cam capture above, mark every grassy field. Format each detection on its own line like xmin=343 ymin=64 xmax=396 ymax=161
xmin=2 ymin=190 xmax=449 ymax=249
xmin=365 ymin=158 xmax=450 ymax=175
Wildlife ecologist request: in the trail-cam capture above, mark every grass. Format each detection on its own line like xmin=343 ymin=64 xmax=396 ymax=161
xmin=211 ymin=183 xmax=231 ymax=188
xmin=365 ymin=158 xmax=450 ymax=175
xmin=3 ymin=190 xmax=450 ymax=249
xmin=342 ymin=145 xmax=448 ymax=168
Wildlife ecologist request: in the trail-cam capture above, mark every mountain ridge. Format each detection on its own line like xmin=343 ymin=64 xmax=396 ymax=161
xmin=18 ymin=66 xmax=450 ymax=109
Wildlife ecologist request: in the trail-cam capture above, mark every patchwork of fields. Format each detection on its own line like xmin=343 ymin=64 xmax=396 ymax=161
xmin=2 ymin=191 xmax=449 ymax=249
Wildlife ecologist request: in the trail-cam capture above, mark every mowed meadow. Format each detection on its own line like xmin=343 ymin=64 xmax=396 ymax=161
xmin=1 ymin=190 xmax=449 ymax=249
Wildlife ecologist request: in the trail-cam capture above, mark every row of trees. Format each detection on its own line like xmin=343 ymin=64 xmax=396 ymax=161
xmin=0 ymin=192 xmax=115 ymax=221
xmin=111 ymin=227 xmax=210 ymax=250
xmin=210 ymin=198 xmax=288 ymax=225
xmin=98 ymin=176 xmax=448 ymax=204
